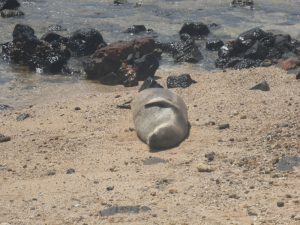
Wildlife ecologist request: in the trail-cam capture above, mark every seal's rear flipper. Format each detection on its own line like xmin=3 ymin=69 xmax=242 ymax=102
xmin=144 ymin=97 xmax=177 ymax=109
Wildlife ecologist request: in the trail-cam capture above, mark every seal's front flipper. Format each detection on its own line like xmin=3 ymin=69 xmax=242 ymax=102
xmin=144 ymin=97 xmax=177 ymax=110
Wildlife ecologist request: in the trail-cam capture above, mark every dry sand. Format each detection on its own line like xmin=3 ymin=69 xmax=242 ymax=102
xmin=0 ymin=66 xmax=299 ymax=225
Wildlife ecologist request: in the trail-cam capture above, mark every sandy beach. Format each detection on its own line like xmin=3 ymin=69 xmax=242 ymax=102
xmin=0 ymin=66 xmax=299 ymax=225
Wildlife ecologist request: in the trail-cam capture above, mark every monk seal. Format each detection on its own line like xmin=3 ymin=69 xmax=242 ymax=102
xmin=132 ymin=88 xmax=189 ymax=150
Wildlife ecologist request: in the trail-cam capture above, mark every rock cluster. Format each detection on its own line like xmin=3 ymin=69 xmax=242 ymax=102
xmin=215 ymin=28 xmax=300 ymax=69
xmin=83 ymin=37 xmax=161 ymax=86
xmin=0 ymin=0 xmax=24 ymax=18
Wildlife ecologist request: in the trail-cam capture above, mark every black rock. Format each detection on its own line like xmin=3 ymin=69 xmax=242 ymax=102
xmin=218 ymin=41 xmax=240 ymax=59
xmin=250 ymin=81 xmax=270 ymax=91
xmin=134 ymin=53 xmax=159 ymax=80
xmin=206 ymin=39 xmax=224 ymax=51
xmin=231 ymin=0 xmax=254 ymax=8
xmin=12 ymin=24 xmax=38 ymax=43
xmin=167 ymin=74 xmax=196 ymax=88
xmin=238 ymin=28 xmax=267 ymax=45
xmin=16 ymin=113 xmax=29 ymax=121
xmin=244 ymin=41 xmax=268 ymax=59
xmin=125 ymin=25 xmax=147 ymax=34
xmin=205 ymin=152 xmax=216 ymax=162
xmin=274 ymin=34 xmax=293 ymax=53
xmin=2 ymin=24 xmax=70 ymax=73
xmin=173 ymin=38 xmax=202 ymax=63
xmin=41 ymin=32 xmax=68 ymax=45
xmin=139 ymin=76 xmax=163 ymax=92
xmin=113 ymin=0 xmax=127 ymax=5
xmin=296 ymin=72 xmax=300 ymax=80
xmin=68 ymin=28 xmax=106 ymax=56
xmin=0 ymin=9 xmax=23 ymax=17
xmin=179 ymin=22 xmax=210 ymax=38
xmin=0 ymin=0 xmax=20 ymax=10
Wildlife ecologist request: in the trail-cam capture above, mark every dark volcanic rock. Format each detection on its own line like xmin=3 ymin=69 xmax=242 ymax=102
xmin=134 ymin=53 xmax=159 ymax=80
xmin=68 ymin=28 xmax=106 ymax=56
xmin=157 ymin=37 xmax=202 ymax=63
xmin=250 ymin=81 xmax=270 ymax=91
xmin=215 ymin=27 xmax=300 ymax=69
xmin=125 ymin=25 xmax=147 ymax=34
xmin=206 ymin=39 xmax=224 ymax=51
xmin=139 ymin=76 xmax=163 ymax=92
xmin=167 ymin=74 xmax=196 ymax=88
xmin=231 ymin=0 xmax=254 ymax=8
xmin=0 ymin=0 xmax=20 ymax=10
xmin=179 ymin=22 xmax=210 ymax=38
xmin=296 ymin=72 xmax=300 ymax=80
xmin=84 ymin=37 xmax=158 ymax=86
xmin=0 ymin=9 xmax=23 ymax=17
xmin=41 ymin=32 xmax=68 ymax=45
xmin=2 ymin=24 xmax=70 ymax=74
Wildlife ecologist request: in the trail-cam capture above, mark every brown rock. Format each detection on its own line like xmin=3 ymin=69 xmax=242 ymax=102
xmin=278 ymin=57 xmax=300 ymax=71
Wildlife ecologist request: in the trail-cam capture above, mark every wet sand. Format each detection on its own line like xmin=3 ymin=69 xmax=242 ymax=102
xmin=0 ymin=66 xmax=299 ymax=225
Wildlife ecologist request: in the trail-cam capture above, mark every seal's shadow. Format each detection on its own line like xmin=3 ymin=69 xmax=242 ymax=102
xmin=149 ymin=122 xmax=191 ymax=152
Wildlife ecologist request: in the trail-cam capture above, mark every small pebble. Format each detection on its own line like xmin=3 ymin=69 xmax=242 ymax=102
xmin=106 ymin=186 xmax=114 ymax=191
xmin=218 ymin=123 xmax=230 ymax=130
xmin=197 ymin=163 xmax=214 ymax=172
xmin=0 ymin=134 xmax=11 ymax=143
xmin=277 ymin=201 xmax=284 ymax=207
xmin=66 ymin=168 xmax=75 ymax=174
xmin=74 ymin=107 xmax=81 ymax=111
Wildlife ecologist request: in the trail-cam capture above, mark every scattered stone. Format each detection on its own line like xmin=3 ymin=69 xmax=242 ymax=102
xmin=106 ymin=186 xmax=114 ymax=191
xmin=296 ymin=72 xmax=300 ymax=80
xmin=47 ymin=170 xmax=56 ymax=176
xmin=16 ymin=113 xmax=29 ymax=121
xmin=139 ymin=76 xmax=163 ymax=92
xmin=66 ymin=168 xmax=75 ymax=174
xmin=100 ymin=205 xmax=151 ymax=217
xmin=1 ymin=9 xmax=24 ymax=18
xmin=2 ymin=24 xmax=70 ymax=74
xmin=277 ymin=201 xmax=284 ymax=207
xmin=205 ymin=152 xmax=216 ymax=162
xmin=250 ymin=80 xmax=270 ymax=91
xmin=143 ymin=157 xmax=167 ymax=165
xmin=0 ymin=134 xmax=11 ymax=143
xmin=228 ymin=193 xmax=240 ymax=199
xmin=74 ymin=107 xmax=81 ymax=111
xmin=197 ymin=163 xmax=214 ymax=172
xmin=215 ymin=27 xmax=300 ymax=70
xmin=218 ymin=123 xmax=230 ymax=130
xmin=125 ymin=25 xmax=147 ymax=34
xmin=167 ymin=74 xmax=196 ymax=88
xmin=0 ymin=104 xmax=13 ymax=111
xmin=0 ymin=0 xmax=20 ymax=10
xmin=231 ymin=0 xmax=254 ymax=9
xmin=179 ymin=22 xmax=210 ymax=38
xmin=68 ymin=28 xmax=106 ymax=56
xmin=47 ymin=24 xmax=66 ymax=32
xmin=113 ymin=0 xmax=127 ymax=5
xmin=206 ymin=39 xmax=224 ymax=51
xmin=276 ymin=156 xmax=300 ymax=172
xmin=117 ymin=100 xmax=132 ymax=109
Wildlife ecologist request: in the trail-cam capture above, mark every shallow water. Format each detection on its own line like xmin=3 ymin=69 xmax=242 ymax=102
xmin=1 ymin=0 xmax=300 ymax=107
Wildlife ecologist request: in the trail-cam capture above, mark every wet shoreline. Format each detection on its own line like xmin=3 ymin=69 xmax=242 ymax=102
xmin=1 ymin=0 xmax=300 ymax=107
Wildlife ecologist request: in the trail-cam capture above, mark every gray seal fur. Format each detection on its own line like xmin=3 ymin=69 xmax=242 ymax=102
xmin=132 ymin=88 xmax=189 ymax=150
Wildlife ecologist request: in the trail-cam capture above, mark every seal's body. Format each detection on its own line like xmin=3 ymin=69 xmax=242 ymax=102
xmin=132 ymin=88 xmax=189 ymax=150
